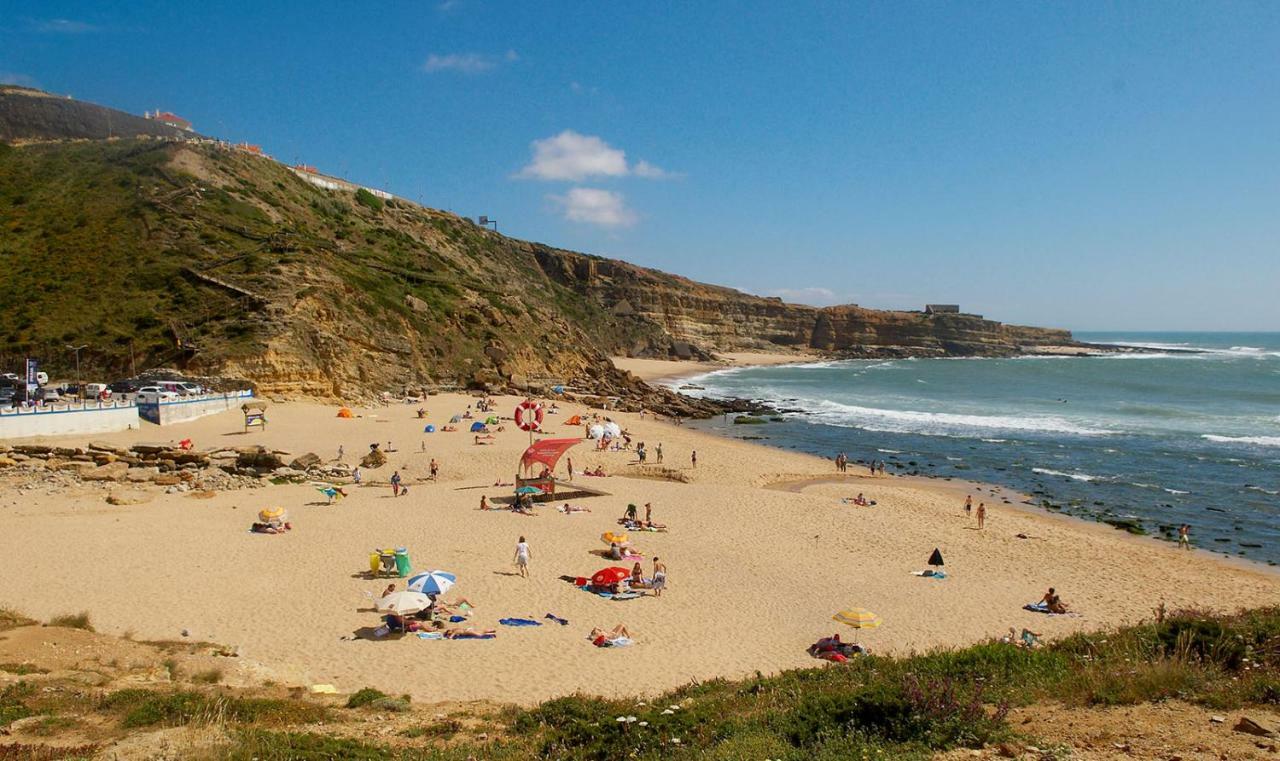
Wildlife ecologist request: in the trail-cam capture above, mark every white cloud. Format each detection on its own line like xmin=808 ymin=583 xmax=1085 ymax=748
xmin=552 ymin=187 xmax=637 ymax=228
xmin=518 ymin=130 xmax=674 ymax=181
xmin=633 ymin=159 xmax=677 ymax=179
xmin=422 ymin=51 xmax=515 ymax=74
xmin=32 ymin=18 xmax=97 ymax=33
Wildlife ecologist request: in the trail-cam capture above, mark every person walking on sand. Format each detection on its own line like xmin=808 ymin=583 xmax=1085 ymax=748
xmin=514 ymin=535 xmax=531 ymax=578
xmin=567 ymin=457 xmax=574 ymax=481
xmin=429 ymin=458 xmax=439 ymax=480
xmin=390 ymin=470 xmax=402 ymax=497
xmin=1178 ymin=524 xmax=1191 ymax=550
xmin=337 ymin=444 xmax=345 ymax=462
xmin=644 ymin=502 xmax=653 ymax=525
xmin=651 ymin=557 xmax=666 ymax=596
xmin=691 ymin=450 xmax=697 ymax=468
xmin=964 ymin=495 xmax=973 ymax=519
xmin=352 ymin=466 xmax=362 ymax=485
xmin=655 ymin=443 xmax=663 ymax=464
xmin=976 ymin=502 xmax=986 ymax=529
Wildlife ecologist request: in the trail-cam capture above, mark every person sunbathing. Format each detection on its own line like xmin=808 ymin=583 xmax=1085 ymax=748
xmin=1041 ymin=588 xmax=1069 ymax=614
xmin=590 ymin=624 xmax=634 ymax=647
xmin=558 ymin=503 xmax=590 ymax=514
xmin=444 ymin=626 xmax=496 ymax=639
xmin=441 ymin=425 xmax=458 ymax=432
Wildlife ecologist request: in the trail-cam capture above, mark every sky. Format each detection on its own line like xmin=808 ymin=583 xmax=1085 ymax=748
xmin=2 ymin=1 xmax=1277 ymax=331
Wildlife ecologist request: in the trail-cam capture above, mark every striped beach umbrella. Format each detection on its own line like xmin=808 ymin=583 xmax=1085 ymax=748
xmin=832 ymin=608 xmax=881 ymax=629
xmin=406 ymin=570 xmax=457 ymax=596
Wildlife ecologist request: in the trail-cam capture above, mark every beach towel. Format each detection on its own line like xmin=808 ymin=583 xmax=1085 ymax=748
xmin=609 ymin=592 xmax=642 ymax=601
xmin=499 ymin=618 xmax=542 ymax=627
xmin=1023 ymin=602 xmax=1054 ymax=614
xmin=545 ymin=613 xmax=569 ymax=625
xmin=417 ymin=631 xmax=444 ymax=640
xmin=911 ymin=570 xmax=947 ymax=579
xmin=449 ymin=615 xmax=467 ymax=623
xmin=451 ymin=633 xmax=496 ymax=639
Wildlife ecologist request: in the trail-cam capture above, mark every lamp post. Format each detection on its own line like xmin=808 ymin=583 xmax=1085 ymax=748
xmin=65 ymin=344 xmax=87 ymax=394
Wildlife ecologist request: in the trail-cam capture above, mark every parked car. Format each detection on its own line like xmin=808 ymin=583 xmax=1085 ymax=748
xmin=36 ymin=388 xmax=61 ymax=402
xmin=35 ymin=371 xmax=49 ymax=386
xmin=135 ymin=386 xmax=179 ymax=402
xmin=175 ymin=381 xmax=204 ymax=396
xmin=109 ymin=379 xmax=143 ymax=395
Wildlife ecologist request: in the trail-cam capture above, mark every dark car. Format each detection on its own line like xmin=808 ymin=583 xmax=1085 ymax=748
xmin=109 ymin=380 xmax=143 ymax=394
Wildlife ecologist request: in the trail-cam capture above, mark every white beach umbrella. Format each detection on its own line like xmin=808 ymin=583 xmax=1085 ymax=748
xmin=603 ymin=422 xmax=622 ymax=438
xmin=588 ymin=424 xmax=605 ymax=439
xmin=376 ymin=591 xmax=433 ymax=615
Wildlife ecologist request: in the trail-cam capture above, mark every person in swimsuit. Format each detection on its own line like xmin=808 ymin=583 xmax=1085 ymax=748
xmin=1041 ymin=587 xmax=1068 ymax=614
xmin=976 ymin=502 xmax=986 ymax=529
xmin=1178 ymin=524 xmax=1191 ymax=550
xmin=964 ymin=495 xmax=972 ymax=518
xmin=590 ymin=624 xmax=633 ymax=647
xmin=651 ymin=557 xmax=666 ymax=597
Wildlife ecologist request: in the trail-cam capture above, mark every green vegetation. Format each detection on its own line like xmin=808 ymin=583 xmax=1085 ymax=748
xmin=346 ymin=686 xmax=411 ymax=712
xmin=192 ymin=667 xmax=224 ymax=684
xmin=47 ymin=611 xmax=94 ymax=631
xmin=732 ymin=415 xmax=768 ymax=424
xmin=0 ymin=138 xmax=638 ymax=388
xmin=0 ymin=607 xmax=36 ymax=631
xmin=354 ymin=187 xmax=384 ymax=212
xmin=197 ymin=607 xmax=1280 ymax=760
xmin=99 ymin=688 xmax=328 ymax=729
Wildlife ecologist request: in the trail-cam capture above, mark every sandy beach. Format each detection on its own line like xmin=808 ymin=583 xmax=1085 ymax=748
xmin=0 ymin=390 xmax=1275 ymax=706
xmin=612 ymin=351 xmax=820 ymax=383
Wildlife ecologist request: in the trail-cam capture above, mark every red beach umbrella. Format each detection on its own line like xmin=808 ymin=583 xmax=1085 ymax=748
xmin=591 ymin=567 xmax=630 ymax=587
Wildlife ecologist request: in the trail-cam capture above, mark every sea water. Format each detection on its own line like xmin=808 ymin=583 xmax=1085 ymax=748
xmin=674 ymin=332 xmax=1280 ymax=564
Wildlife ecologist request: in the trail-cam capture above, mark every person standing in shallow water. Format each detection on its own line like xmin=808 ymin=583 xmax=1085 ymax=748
xmin=1178 ymin=524 xmax=1192 ymax=550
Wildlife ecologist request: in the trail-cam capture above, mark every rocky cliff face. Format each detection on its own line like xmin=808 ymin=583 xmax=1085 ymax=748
xmin=531 ymin=249 xmax=1074 ymax=358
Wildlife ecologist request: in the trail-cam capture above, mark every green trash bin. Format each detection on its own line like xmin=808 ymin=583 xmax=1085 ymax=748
xmin=394 ymin=547 xmax=411 ymax=577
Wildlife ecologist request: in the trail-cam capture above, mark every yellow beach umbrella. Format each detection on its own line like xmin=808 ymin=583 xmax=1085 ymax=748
xmin=832 ymin=608 xmax=881 ymax=629
xmin=258 ymin=506 xmax=286 ymax=523
xmin=601 ymin=531 xmax=628 ymax=546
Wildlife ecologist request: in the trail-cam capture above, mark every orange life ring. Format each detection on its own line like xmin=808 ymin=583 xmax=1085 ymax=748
xmin=514 ymin=400 xmax=544 ymax=431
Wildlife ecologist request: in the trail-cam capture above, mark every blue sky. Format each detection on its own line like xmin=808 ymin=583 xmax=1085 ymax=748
xmin=2 ymin=2 xmax=1277 ymax=330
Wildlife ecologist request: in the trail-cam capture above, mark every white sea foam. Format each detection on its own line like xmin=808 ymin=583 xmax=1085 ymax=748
xmin=1202 ymin=434 xmax=1280 ymax=448
xmin=1032 ymin=467 xmax=1099 ymax=482
xmin=1164 ymin=488 xmax=1190 ymax=495
xmin=876 ymin=448 xmax=901 ymax=454
xmin=981 ymin=438 xmax=1008 ymax=443
xmin=797 ymin=398 xmax=1118 ymax=438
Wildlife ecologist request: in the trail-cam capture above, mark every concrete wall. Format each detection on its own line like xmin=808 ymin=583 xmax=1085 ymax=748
xmin=0 ymin=400 xmax=140 ymax=440
xmin=137 ymin=390 xmax=254 ymax=426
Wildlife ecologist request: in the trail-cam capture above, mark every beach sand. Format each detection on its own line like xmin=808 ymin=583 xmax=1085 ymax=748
xmin=0 ymin=393 xmax=1275 ymax=705
xmin=612 ymin=351 xmax=819 ymax=383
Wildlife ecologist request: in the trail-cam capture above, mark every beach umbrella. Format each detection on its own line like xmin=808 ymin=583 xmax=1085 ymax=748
xmin=833 ymin=608 xmax=881 ymax=629
xmin=424 ymin=424 xmax=435 ymax=433
xmin=515 ymin=485 xmax=543 ymax=495
xmin=258 ymin=506 xmax=286 ymax=523
xmin=591 ymin=567 xmax=630 ymax=587
xmin=449 ymin=414 xmax=462 ymax=424
xmin=485 ymin=415 xmax=499 ymax=425
xmin=928 ymin=548 xmax=944 ymax=567
xmin=587 ymin=424 xmax=604 ymax=439
xmin=601 ymin=531 xmax=628 ymax=546
xmin=470 ymin=421 xmax=486 ymax=432
xmin=406 ymin=570 xmax=457 ymax=596
xmin=376 ymin=591 xmax=434 ymax=615
xmin=603 ymin=422 xmax=622 ymax=438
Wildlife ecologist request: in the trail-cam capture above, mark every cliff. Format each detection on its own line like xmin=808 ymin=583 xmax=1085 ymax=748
xmin=532 ymin=249 xmax=1074 ymax=358
xmin=0 ymin=88 xmax=1082 ymax=407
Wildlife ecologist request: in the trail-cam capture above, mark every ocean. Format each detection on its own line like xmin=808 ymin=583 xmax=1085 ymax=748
xmin=672 ymin=332 xmax=1280 ymax=564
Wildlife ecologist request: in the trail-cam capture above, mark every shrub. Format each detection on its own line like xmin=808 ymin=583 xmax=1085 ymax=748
xmin=345 ymin=687 xmax=389 ymax=709
xmin=47 ymin=612 xmax=94 ymax=631
xmin=354 ymin=188 xmax=384 ymax=212
xmin=100 ymin=689 xmax=326 ymax=728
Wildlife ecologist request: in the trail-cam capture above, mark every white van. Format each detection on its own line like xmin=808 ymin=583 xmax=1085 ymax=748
xmin=83 ymin=383 xmax=110 ymax=399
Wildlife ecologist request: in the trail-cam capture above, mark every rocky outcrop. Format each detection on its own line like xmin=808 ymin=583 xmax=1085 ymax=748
xmin=531 ymin=248 xmax=1074 ymax=358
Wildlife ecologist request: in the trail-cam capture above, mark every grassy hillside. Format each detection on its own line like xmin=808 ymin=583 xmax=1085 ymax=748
xmin=2 ymin=607 xmax=1277 ymax=759
xmin=0 ymin=139 xmax=664 ymax=396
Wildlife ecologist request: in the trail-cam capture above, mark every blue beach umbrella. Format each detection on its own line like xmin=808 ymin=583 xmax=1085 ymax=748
xmin=406 ymin=570 xmax=457 ymax=596
xmin=515 ymin=486 xmax=542 ymax=495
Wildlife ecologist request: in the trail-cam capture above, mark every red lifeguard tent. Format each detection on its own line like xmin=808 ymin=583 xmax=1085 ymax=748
xmin=515 ymin=438 xmax=593 ymax=503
